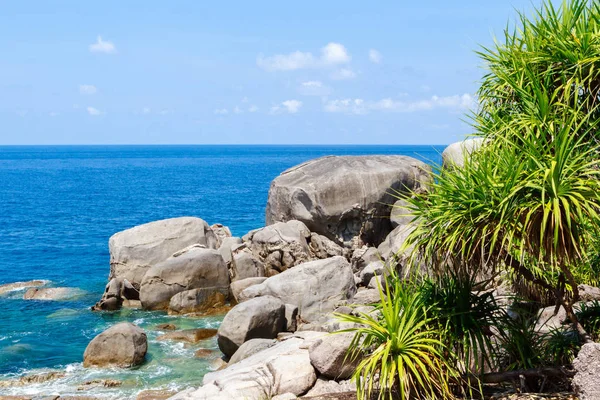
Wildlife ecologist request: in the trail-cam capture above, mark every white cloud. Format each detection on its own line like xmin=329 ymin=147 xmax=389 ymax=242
xmin=79 ymin=84 xmax=97 ymax=95
xmin=49 ymin=112 xmax=59 ymax=117
xmin=87 ymin=106 xmax=103 ymax=116
xmin=321 ymin=43 xmax=350 ymax=64
xmin=233 ymin=106 xmax=243 ymax=114
xmin=248 ymin=105 xmax=259 ymax=112
xmin=331 ymin=68 xmax=356 ymax=80
xmin=159 ymin=109 xmax=171 ymax=115
xmin=257 ymin=42 xmax=350 ymax=71
xmin=142 ymin=107 xmax=151 ymax=114
xmin=299 ymin=80 xmax=331 ymax=96
xmin=89 ymin=36 xmax=116 ymax=54
xmin=271 ymin=100 xmax=303 ymax=114
xmin=282 ymin=100 xmax=302 ymax=113
xmin=214 ymin=108 xmax=228 ymax=115
xmin=369 ymin=49 xmax=382 ymax=64
xmin=324 ymin=93 xmax=476 ymax=114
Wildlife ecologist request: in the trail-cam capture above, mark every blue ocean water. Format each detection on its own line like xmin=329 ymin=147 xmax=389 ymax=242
xmin=0 ymin=145 xmax=443 ymax=397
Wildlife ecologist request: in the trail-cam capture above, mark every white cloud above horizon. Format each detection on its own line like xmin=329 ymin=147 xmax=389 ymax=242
xmin=257 ymin=42 xmax=350 ymax=71
xmin=369 ymin=49 xmax=382 ymax=63
xmin=89 ymin=36 xmax=116 ymax=54
xmin=87 ymin=106 xmax=103 ymax=116
xmin=270 ymin=99 xmax=303 ymax=114
xmin=324 ymin=93 xmax=476 ymax=114
xmin=299 ymin=80 xmax=331 ymax=96
xmin=331 ymin=68 xmax=356 ymax=80
xmin=214 ymin=108 xmax=228 ymax=115
xmin=248 ymin=105 xmax=259 ymax=112
xmin=79 ymin=84 xmax=97 ymax=95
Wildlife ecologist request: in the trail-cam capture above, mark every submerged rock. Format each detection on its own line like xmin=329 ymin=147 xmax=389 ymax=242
xmin=109 ymin=217 xmax=219 ymax=288
xmin=156 ymin=328 xmax=217 ymax=343
xmin=0 ymin=280 xmax=48 ymax=296
xmin=139 ymin=247 xmax=229 ymax=311
xmin=266 ymin=155 xmax=431 ymax=248
xmin=83 ymin=322 xmax=147 ymax=368
xmin=23 ymin=287 xmax=84 ymax=301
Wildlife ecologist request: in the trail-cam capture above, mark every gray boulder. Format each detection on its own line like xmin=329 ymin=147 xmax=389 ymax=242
xmin=579 ymin=284 xmax=600 ymax=301
xmin=109 ymin=217 xmax=219 ymax=288
xmin=240 ymin=256 xmax=356 ymax=322
xmin=377 ymin=223 xmax=415 ymax=263
xmin=217 ymin=296 xmax=286 ymax=357
xmin=308 ymin=233 xmax=347 ymax=259
xmin=210 ymin=223 xmax=232 ymax=246
xmin=168 ymin=287 xmax=228 ymax=315
xmin=390 ymin=199 xmax=413 ymax=228
xmin=169 ymin=337 xmax=317 ymax=399
xmin=442 ymin=138 xmax=485 ymax=169
xmin=573 ymin=342 xmax=600 ymax=399
xmin=358 ymin=260 xmax=385 ymax=287
xmin=92 ymin=278 xmax=139 ymax=311
xmin=351 ymin=246 xmax=381 ymax=273
xmin=231 ymin=250 xmax=265 ymax=281
xmin=23 ymin=287 xmax=84 ymax=301
xmin=305 ymin=378 xmax=356 ymax=397
xmin=309 ymin=332 xmax=360 ymax=379
xmin=266 ymin=155 xmax=431 ymax=248
xmin=230 ymin=277 xmax=268 ymax=303
xmin=83 ymin=322 xmax=147 ymax=368
xmin=228 ymin=338 xmax=277 ymax=365
xmin=245 ymin=220 xmax=312 ymax=274
xmin=139 ymin=247 xmax=229 ymax=310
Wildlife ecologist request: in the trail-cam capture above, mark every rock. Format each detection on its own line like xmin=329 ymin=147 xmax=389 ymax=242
xmin=573 ymin=342 xmax=600 ymax=399
xmin=305 ymin=378 xmax=357 ymax=397
xmin=195 ymin=348 xmax=219 ymax=358
xmin=579 ymin=284 xmax=600 ymax=301
xmin=23 ymin=287 xmax=83 ymax=301
xmin=0 ymin=372 xmax=65 ymax=388
xmin=390 ymin=199 xmax=413 ymax=228
xmin=210 ymin=223 xmax=232 ymax=246
xmin=240 ymin=257 xmax=356 ymax=322
xmin=139 ymin=247 xmax=229 ymax=310
xmin=308 ymin=233 xmax=347 ymax=259
xmin=168 ymin=287 xmax=228 ymax=315
xmin=309 ymin=332 xmax=360 ymax=379
xmin=92 ymin=278 xmax=139 ymax=311
xmin=534 ymin=304 xmax=584 ymax=333
xmin=123 ymin=299 xmax=142 ymax=308
xmin=285 ymin=304 xmax=299 ymax=332
xmin=169 ymin=337 xmax=317 ymax=399
xmin=350 ymin=246 xmax=380 ymax=273
xmin=442 ymin=138 xmax=486 ymax=169
xmin=266 ymin=155 xmax=431 ymax=248
xmin=156 ymin=323 xmax=177 ymax=331
xmin=0 ymin=280 xmax=48 ymax=296
xmin=231 ymin=251 xmax=265 ymax=281
xmin=367 ymin=276 xmax=385 ymax=290
xmin=217 ymin=296 xmax=286 ymax=357
xmin=229 ymin=338 xmax=278 ymax=365
xmin=230 ymin=277 xmax=267 ymax=303
xmin=246 ymin=220 xmax=312 ymax=274
xmin=377 ymin=223 xmax=415 ymax=263
xmin=136 ymin=390 xmax=177 ymax=400
xmin=272 ymin=394 xmax=297 ymax=400
xmin=77 ymin=379 xmax=122 ymax=390
xmin=109 ymin=217 xmax=219 ymax=288
xmin=358 ymin=261 xmax=384 ymax=287
xmin=351 ymin=288 xmax=382 ymax=305
xmin=156 ymin=328 xmax=217 ymax=343
xmin=83 ymin=322 xmax=147 ymax=368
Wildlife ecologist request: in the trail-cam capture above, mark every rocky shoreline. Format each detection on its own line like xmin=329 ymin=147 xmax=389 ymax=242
xmin=0 ymin=143 xmax=586 ymax=400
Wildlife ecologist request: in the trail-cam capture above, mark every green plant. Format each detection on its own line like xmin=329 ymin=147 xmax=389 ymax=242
xmin=576 ymin=300 xmax=600 ymax=340
xmin=420 ymin=272 xmax=501 ymax=376
xmin=543 ymin=327 xmax=580 ymax=366
xmin=336 ymin=278 xmax=456 ymax=400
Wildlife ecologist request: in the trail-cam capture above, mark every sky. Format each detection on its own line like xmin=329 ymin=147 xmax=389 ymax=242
xmin=0 ymin=1 xmax=545 ymax=145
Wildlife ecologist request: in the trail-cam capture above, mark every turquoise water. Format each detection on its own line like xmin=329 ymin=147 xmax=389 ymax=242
xmin=0 ymin=145 xmax=443 ymax=398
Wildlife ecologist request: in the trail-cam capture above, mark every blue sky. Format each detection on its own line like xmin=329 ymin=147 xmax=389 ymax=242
xmin=0 ymin=1 xmax=543 ymax=145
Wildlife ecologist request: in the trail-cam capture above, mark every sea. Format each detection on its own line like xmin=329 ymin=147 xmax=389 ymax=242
xmin=0 ymin=145 xmax=444 ymax=398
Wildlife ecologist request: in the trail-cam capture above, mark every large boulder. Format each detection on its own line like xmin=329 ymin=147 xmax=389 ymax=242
xmin=109 ymin=217 xmax=219 ymax=288
xmin=573 ymin=342 xmax=600 ymax=399
xmin=231 ymin=251 xmax=265 ymax=281
xmin=140 ymin=247 xmax=229 ymax=310
xmin=309 ymin=332 xmax=360 ymax=379
xmin=83 ymin=323 xmax=147 ymax=368
xmin=230 ymin=277 xmax=267 ymax=303
xmin=442 ymin=138 xmax=485 ymax=169
xmin=217 ymin=296 xmax=286 ymax=357
xmin=245 ymin=220 xmax=312 ymax=274
xmin=240 ymin=256 xmax=356 ymax=322
xmin=169 ymin=336 xmax=318 ymax=399
xmin=92 ymin=278 xmax=139 ymax=311
xmin=266 ymin=155 xmax=431 ymax=248
xmin=228 ymin=338 xmax=278 ymax=365
xmin=168 ymin=287 xmax=228 ymax=315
